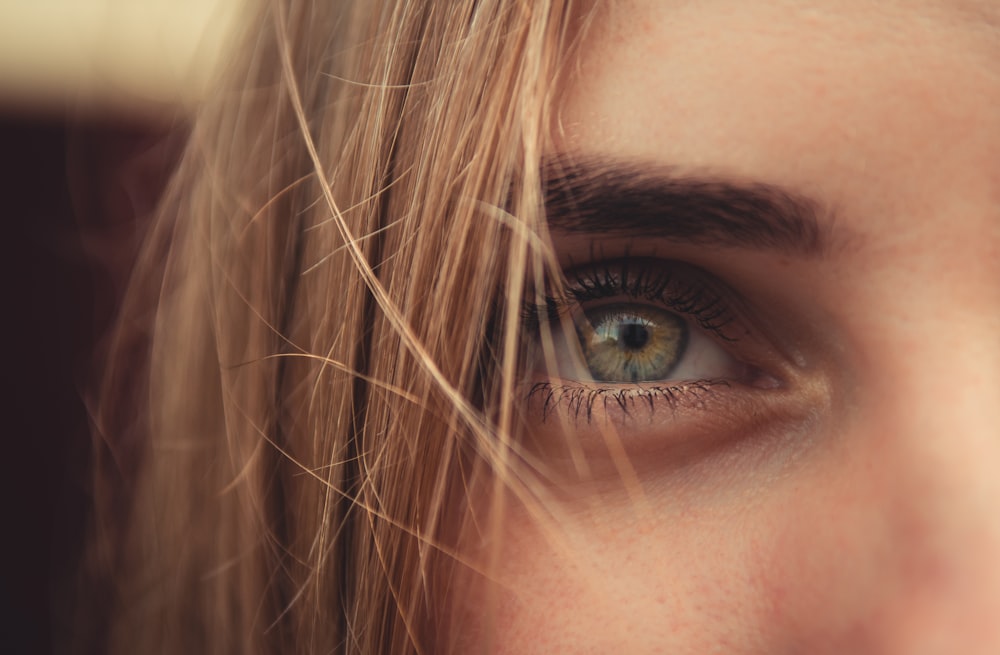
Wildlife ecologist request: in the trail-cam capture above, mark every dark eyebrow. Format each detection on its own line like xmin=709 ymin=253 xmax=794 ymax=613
xmin=542 ymin=159 xmax=828 ymax=256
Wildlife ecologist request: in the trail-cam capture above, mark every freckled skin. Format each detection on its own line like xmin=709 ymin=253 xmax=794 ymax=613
xmin=453 ymin=1 xmax=1000 ymax=653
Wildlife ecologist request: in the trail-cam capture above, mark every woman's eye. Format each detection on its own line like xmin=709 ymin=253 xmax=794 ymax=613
xmin=525 ymin=259 xmax=757 ymax=390
xmin=557 ymin=302 xmax=746 ymax=384
xmin=521 ymin=258 xmax=798 ymax=461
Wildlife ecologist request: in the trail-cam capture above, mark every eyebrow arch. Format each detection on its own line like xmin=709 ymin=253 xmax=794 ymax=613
xmin=542 ymin=158 xmax=829 ymax=256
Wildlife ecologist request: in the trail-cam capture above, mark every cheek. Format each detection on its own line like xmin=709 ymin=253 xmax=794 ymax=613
xmin=450 ymin=492 xmax=797 ymax=653
xmin=745 ymin=445 xmax=897 ymax=651
xmin=449 ymin=439 xmax=891 ymax=654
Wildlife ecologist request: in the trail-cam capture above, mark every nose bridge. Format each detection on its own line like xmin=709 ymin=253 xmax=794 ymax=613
xmin=862 ymin=309 xmax=1000 ymax=651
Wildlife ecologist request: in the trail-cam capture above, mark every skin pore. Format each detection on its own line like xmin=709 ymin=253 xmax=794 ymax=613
xmin=454 ymin=1 xmax=1000 ymax=653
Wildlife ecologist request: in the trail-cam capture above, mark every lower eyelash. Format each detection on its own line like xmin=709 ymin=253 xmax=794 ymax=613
xmin=527 ymin=379 xmax=731 ymax=423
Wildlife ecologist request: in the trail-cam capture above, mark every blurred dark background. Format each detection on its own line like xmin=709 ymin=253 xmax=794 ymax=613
xmin=1 ymin=111 xmax=181 ymax=653
xmin=0 ymin=4 xmax=243 ymax=649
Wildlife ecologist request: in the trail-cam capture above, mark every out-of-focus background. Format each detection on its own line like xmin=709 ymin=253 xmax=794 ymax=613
xmin=0 ymin=2 xmax=250 ymax=651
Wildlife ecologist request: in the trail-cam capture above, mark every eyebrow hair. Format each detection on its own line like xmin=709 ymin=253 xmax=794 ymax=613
xmin=542 ymin=159 xmax=828 ymax=256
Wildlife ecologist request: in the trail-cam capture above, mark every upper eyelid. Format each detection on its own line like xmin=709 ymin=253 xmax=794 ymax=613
xmin=558 ymin=259 xmax=738 ymax=337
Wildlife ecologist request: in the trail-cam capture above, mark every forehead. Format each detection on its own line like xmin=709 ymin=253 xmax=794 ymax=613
xmin=591 ymin=0 xmax=1000 ymax=48
xmin=556 ymin=0 xmax=1000 ymax=245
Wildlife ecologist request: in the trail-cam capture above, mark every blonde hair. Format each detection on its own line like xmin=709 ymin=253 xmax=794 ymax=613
xmin=82 ymin=1 xmax=586 ymax=652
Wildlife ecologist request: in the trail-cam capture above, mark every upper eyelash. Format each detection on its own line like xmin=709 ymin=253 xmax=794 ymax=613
xmin=521 ymin=259 xmax=738 ymax=340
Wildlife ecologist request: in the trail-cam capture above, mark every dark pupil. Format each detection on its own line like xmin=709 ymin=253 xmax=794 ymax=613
xmin=618 ymin=321 xmax=650 ymax=351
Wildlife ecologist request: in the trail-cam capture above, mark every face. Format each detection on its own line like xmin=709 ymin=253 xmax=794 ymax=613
xmin=453 ymin=1 xmax=1000 ymax=653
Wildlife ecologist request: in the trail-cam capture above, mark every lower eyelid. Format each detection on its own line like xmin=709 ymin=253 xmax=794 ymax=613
xmin=517 ymin=376 xmax=817 ymax=483
xmin=525 ymin=378 xmax=733 ymax=425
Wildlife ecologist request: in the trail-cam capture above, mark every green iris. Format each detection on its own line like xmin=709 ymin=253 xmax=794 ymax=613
xmin=577 ymin=304 xmax=688 ymax=382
